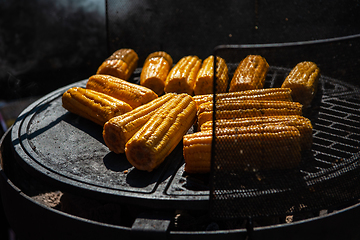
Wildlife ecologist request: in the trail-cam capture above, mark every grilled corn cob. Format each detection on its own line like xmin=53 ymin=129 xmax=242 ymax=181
xmin=62 ymin=87 xmax=133 ymax=125
xmin=229 ymin=55 xmax=269 ymax=92
xmin=183 ymin=131 xmax=212 ymax=174
xmin=140 ymin=51 xmax=173 ymax=96
xmin=96 ymin=48 xmax=139 ymax=80
xmin=164 ymin=55 xmax=202 ymax=95
xmin=200 ymin=115 xmax=312 ymax=151
xmin=125 ymin=93 xmax=197 ymax=172
xmin=86 ymin=74 xmax=158 ymax=108
xmin=103 ymin=93 xmax=176 ymax=154
xmin=281 ymin=61 xmax=320 ymax=107
xmin=193 ymin=55 xmax=229 ymax=95
xmin=193 ymin=88 xmax=293 ymax=108
xmin=184 ymin=124 xmax=301 ymax=174
xmin=197 ymin=100 xmax=303 ymax=128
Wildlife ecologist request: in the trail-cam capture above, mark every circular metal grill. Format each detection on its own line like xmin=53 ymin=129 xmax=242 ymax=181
xmin=10 ymin=66 xmax=360 ymax=214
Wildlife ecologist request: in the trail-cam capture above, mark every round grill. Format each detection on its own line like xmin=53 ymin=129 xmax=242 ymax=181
xmin=10 ymin=65 xmax=360 ymax=216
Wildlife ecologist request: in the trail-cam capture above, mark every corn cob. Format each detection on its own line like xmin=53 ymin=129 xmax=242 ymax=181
xmin=103 ymin=93 xmax=176 ymax=154
xmin=200 ymin=115 xmax=313 ymax=151
xmin=140 ymin=51 xmax=173 ymax=96
xmin=62 ymin=87 xmax=133 ymax=126
xmin=197 ymin=100 xmax=303 ymax=129
xmin=193 ymin=55 xmax=229 ymax=95
xmin=86 ymin=74 xmax=158 ymax=108
xmin=183 ymin=131 xmax=212 ymax=174
xmin=183 ymin=124 xmax=301 ymax=174
xmin=96 ymin=48 xmax=139 ymax=80
xmin=193 ymin=87 xmax=293 ymax=108
xmin=281 ymin=61 xmax=320 ymax=107
xmin=164 ymin=55 xmax=202 ymax=95
xmin=125 ymin=93 xmax=197 ymax=172
xmin=229 ymin=55 xmax=269 ymax=92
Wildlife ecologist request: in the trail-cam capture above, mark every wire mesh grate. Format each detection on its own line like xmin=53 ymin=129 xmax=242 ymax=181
xmin=209 ymin=64 xmax=360 ymax=220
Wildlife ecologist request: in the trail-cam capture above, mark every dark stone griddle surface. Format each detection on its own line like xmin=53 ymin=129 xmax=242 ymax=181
xmin=11 ymin=79 xmax=205 ymax=209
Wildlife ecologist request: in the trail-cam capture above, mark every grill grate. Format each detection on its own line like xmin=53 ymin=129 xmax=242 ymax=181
xmin=171 ymin=68 xmax=360 ymax=195
xmin=10 ymin=64 xmax=360 ymax=213
xmin=207 ymin=65 xmax=360 ymax=219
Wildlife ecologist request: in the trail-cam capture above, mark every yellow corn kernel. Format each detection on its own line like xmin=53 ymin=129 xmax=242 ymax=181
xmin=86 ymin=74 xmax=158 ymax=108
xmin=193 ymin=88 xmax=293 ymax=108
xmin=197 ymin=100 xmax=303 ymax=129
xmin=125 ymin=93 xmax=197 ymax=172
xmin=200 ymin=115 xmax=312 ymax=151
xmin=193 ymin=56 xmax=229 ymax=95
xmin=140 ymin=51 xmax=173 ymax=96
xmin=62 ymin=87 xmax=132 ymax=126
xmin=96 ymin=48 xmax=139 ymax=80
xmin=184 ymin=125 xmax=301 ymax=174
xmin=103 ymin=93 xmax=176 ymax=154
xmin=281 ymin=61 xmax=320 ymax=107
xmin=183 ymin=131 xmax=212 ymax=174
xmin=164 ymin=56 xmax=202 ymax=95
xmin=229 ymin=55 xmax=269 ymax=92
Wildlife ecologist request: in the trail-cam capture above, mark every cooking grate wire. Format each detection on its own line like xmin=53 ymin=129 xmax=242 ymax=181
xmin=208 ymin=64 xmax=360 ymax=220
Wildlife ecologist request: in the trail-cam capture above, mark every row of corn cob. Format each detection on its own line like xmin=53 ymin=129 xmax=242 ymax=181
xmin=146 ymin=52 xmax=319 ymax=107
xmin=183 ymin=88 xmax=314 ymax=174
xmin=140 ymin=53 xmax=268 ymax=97
xmin=140 ymin=53 xmax=229 ymax=96
xmin=95 ymin=48 xmax=230 ymax=96
xmin=95 ymin=48 xmax=320 ymax=107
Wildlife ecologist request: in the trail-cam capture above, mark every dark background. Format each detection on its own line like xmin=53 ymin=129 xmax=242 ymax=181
xmin=107 ymin=0 xmax=360 ymax=63
xmin=0 ymin=0 xmax=107 ymax=100
xmin=1 ymin=0 xmax=360 ymax=101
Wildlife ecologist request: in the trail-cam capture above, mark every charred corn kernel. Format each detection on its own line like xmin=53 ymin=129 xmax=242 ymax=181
xmin=103 ymin=93 xmax=176 ymax=154
xmin=193 ymin=88 xmax=293 ymax=108
xmin=229 ymin=55 xmax=269 ymax=92
xmin=125 ymin=94 xmax=197 ymax=172
xmin=197 ymin=100 xmax=303 ymax=129
xmin=193 ymin=56 xmax=229 ymax=95
xmin=200 ymin=115 xmax=312 ymax=151
xmin=281 ymin=61 xmax=320 ymax=107
xmin=164 ymin=55 xmax=202 ymax=95
xmin=140 ymin=51 xmax=173 ymax=96
xmin=184 ymin=124 xmax=301 ymax=174
xmin=96 ymin=48 xmax=139 ymax=80
xmin=86 ymin=74 xmax=158 ymax=108
xmin=62 ymin=87 xmax=133 ymax=126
